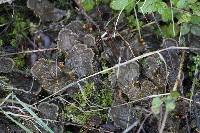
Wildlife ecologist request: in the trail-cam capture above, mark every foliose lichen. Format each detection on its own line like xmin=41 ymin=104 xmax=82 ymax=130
xmin=65 ymin=44 xmax=94 ymax=78
xmin=31 ymin=58 xmax=69 ymax=94
xmin=27 ymin=0 xmax=66 ymax=22
xmin=0 ymin=57 xmax=15 ymax=73
xmin=110 ymin=62 xmax=140 ymax=95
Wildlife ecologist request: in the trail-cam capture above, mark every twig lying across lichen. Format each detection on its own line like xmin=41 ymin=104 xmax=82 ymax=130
xmin=159 ymin=49 xmax=185 ymax=133
xmin=33 ymin=46 xmax=200 ymax=106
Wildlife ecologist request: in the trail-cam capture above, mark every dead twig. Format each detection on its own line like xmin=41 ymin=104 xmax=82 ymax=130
xmin=159 ymin=50 xmax=185 ymax=133
xmin=0 ymin=47 xmax=58 ymax=57
xmin=33 ymin=46 xmax=200 ymax=106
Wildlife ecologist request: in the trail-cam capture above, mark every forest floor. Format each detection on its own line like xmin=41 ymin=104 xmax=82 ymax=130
xmin=0 ymin=0 xmax=200 ymax=133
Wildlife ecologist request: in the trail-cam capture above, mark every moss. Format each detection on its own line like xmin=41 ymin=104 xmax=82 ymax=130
xmin=74 ymin=82 xmax=113 ymax=107
xmin=95 ymin=87 xmax=113 ymax=107
xmin=55 ymin=0 xmax=71 ymax=9
xmin=64 ymin=82 xmax=112 ymax=125
xmin=0 ymin=76 xmax=12 ymax=98
xmin=64 ymin=104 xmax=108 ymax=125
xmin=13 ymin=55 xmax=26 ymax=69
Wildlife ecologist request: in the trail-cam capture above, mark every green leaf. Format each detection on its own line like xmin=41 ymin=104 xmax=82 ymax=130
xmin=170 ymin=91 xmax=180 ymax=99
xmin=156 ymin=2 xmax=172 ymax=22
xmin=190 ymin=2 xmax=200 ymax=16
xmin=177 ymin=0 xmax=187 ymax=8
xmin=81 ymin=0 xmax=95 ymax=11
xmin=139 ymin=0 xmax=160 ymax=14
xmin=127 ymin=15 xmax=143 ymax=28
xmin=161 ymin=8 xmax=172 ymax=22
xmin=191 ymin=16 xmax=200 ymax=24
xmin=161 ymin=24 xmax=179 ymax=38
xmin=125 ymin=0 xmax=136 ymax=13
xmin=151 ymin=97 xmax=163 ymax=114
xmin=188 ymin=0 xmax=197 ymax=4
xmin=156 ymin=2 xmax=168 ymax=13
xmin=11 ymin=39 xmax=17 ymax=48
xmin=110 ymin=0 xmax=129 ymax=10
xmin=191 ymin=25 xmax=200 ymax=36
xmin=0 ymin=39 xmax=3 ymax=47
xmin=178 ymin=12 xmax=191 ymax=24
xmin=165 ymin=95 xmax=176 ymax=112
xmin=180 ymin=23 xmax=190 ymax=35
xmin=172 ymin=0 xmax=179 ymax=5
xmin=166 ymin=100 xmax=176 ymax=112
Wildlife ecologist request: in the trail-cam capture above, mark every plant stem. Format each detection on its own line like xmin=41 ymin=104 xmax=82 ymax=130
xmin=159 ymin=110 xmax=168 ymax=133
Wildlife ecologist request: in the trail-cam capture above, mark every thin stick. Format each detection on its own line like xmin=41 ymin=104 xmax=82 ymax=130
xmin=159 ymin=111 xmax=168 ymax=133
xmin=33 ymin=47 xmax=200 ymax=105
xmin=134 ymin=7 xmax=141 ymax=38
xmin=169 ymin=0 xmax=176 ymax=37
xmin=117 ymin=32 xmax=136 ymax=57
xmin=123 ymin=120 xmax=139 ymax=133
xmin=114 ymin=8 xmax=124 ymax=37
xmin=172 ymin=51 xmax=185 ymax=91
xmin=0 ymin=47 xmax=58 ymax=57
xmin=136 ymin=113 xmax=153 ymax=133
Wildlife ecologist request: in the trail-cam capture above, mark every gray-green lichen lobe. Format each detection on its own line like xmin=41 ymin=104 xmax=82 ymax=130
xmin=31 ymin=58 xmax=68 ymax=94
xmin=0 ymin=57 xmax=15 ymax=73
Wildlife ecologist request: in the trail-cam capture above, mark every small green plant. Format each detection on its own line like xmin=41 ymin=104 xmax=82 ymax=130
xmin=160 ymin=24 xmax=179 ymax=38
xmin=9 ymin=14 xmax=30 ymax=46
xmin=188 ymin=55 xmax=200 ymax=77
xmin=109 ymin=0 xmax=200 ymax=37
xmin=0 ymin=8 xmax=30 ymax=49
xmin=151 ymin=97 xmax=162 ymax=114
xmin=151 ymin=91 xmax=180 ymax=133
xmin=110 ymin=0 xmax=135 ymax=12
xmin=127 ymin=15 xmax=143 ymax=28
xmin=64 ymin=82 xmax=112 ymax=125
xmin=0 ymin=40 xmax=3 ymax=47
xmin=13 ymin=55 xmax=26 ymax=69
xmin=151 ymin=91 xmax=180 ymax=114
xmin=81 ymin=0 xmax=95 ymax=11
